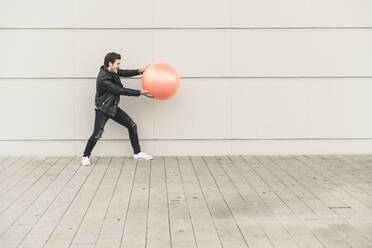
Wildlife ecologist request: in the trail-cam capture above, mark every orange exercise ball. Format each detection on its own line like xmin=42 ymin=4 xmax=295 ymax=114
xmin=141 ymin=62 xmax=180 ymax=100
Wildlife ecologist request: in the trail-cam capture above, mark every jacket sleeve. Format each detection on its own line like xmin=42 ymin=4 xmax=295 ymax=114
xmin=117 ymin=69 xmax=142 ymax=77
xmin=101 ymin=79 xmax=141 ymax=96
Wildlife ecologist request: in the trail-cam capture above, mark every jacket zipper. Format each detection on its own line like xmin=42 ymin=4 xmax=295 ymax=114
xmin=102 ymin=95 xmax=112 ymax=106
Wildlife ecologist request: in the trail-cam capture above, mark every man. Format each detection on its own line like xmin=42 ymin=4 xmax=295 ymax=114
xmin=81 ymin=52 xmax=154 ymax=166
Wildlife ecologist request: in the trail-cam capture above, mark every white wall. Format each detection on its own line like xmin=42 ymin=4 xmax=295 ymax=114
xmin=1 ymin=0 xmax=372 ymax=156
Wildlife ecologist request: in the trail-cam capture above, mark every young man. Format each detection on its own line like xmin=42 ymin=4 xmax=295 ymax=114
xmin=81 ymin=52 xmax=154 ymax=166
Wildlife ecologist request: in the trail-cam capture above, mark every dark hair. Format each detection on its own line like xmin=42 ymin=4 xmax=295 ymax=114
xmin=104 ymin=52 xmax=121 ymax=67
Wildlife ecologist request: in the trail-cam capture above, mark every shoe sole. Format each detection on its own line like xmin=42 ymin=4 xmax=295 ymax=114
xmin=133 ymin=157 xmax=153 ymax=160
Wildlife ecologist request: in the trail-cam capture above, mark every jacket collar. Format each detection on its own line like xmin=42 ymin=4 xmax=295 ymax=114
xmin=102 ymin=65 xmax=119 ymax=75
xmin=100 ymin=65 xmax=122 ymax=85
xmin=101 ymin=65 xmax=109 ymax=73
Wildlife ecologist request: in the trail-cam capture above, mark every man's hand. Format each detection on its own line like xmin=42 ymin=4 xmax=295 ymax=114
xmin=140 ymin=90 xmax=154 ymax=99
xmin=138 ymin=65 xmax=150 ymax=74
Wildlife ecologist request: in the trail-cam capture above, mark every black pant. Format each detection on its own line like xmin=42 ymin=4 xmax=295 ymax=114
xmin=83 ymin=107 xmax=141 ymax=157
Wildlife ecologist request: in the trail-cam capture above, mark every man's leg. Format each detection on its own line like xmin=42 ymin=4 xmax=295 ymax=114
xmin=111 ymin=107 xmax=141 ymax=154
xmin=83 ymin=108 xmax=109 ymax=157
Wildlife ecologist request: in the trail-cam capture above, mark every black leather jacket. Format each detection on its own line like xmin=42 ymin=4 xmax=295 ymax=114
xmin=95 ymin=65 xmax=142 ymax=117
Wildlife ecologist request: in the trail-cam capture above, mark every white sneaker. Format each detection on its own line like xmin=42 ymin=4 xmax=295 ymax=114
xmin=81 ymin=156 xmax=91 ymax=166
xmin=133 ymin=152 xmax=153 ymax=160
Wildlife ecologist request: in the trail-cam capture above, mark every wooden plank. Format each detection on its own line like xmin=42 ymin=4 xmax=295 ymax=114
xmin=120 ymin=159 xmax=151 ymax=248
xmin=225 ymin=155 xmax=323 ymax=248
xmin=146 ymin=156 xmax=172 ymax=248
xmin=70 ymin=157 xmax=124 ymax=247
xmin=0 ymin=155 xmax=368 ymax=248
xmin=240 ymin=155 xmax=349 ymax=248
xmin=265 ymin=155 xmax=372 ymax=248
xmin=0 ymin=156 xmax=77 ymax=248
xmin=160 ymin=156 xmax=197 ymax=248
xmin=214 ymin=155 xmax=297 ymax=248
xmin=177 ymin=156 xmax=223 ymax=248
xmin=190 ymin=156 xmax=249 ymax=248
xmin=42 ymin=157 xmax=111 ymax=248
xmin=17 ymin=156 xmax=99 ymax=248
xmin=311 ymin=155 xmax=372 ymax=208
xmin=334 ymin=155 xmax=372 ymax=195
xmin=292 ymin=155 xmax=372 ymax=246
xmin=0 ymin=157 xmax=35 ymax=195
xmin=0 ymin=157 xmax=51 ymax=214
xmin=0 ymin=157 xmax=33 ymax=180
xmin=94 ymin=158 xmax=137 ymax=248
xmin=0 ymin=156 xmax=21 ymax=174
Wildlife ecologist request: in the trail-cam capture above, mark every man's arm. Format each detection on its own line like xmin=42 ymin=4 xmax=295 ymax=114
xmin=101 ymin=79 xmax=141 ymax=96
xmin=117 ymin=68 xmax=142 ymax=78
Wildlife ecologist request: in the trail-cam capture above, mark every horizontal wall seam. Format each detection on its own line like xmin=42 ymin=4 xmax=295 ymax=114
xmin=2 ymin=138 xmax=372 ymax=141
xmin=2 ymin=76 xmax=372 ymax=80
xmin=1 ymin=27 xmax=372 ymax=30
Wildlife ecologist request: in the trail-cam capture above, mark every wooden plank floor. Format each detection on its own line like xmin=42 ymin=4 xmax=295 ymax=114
xmin=0 ymin=155 xmax=372 ymax=248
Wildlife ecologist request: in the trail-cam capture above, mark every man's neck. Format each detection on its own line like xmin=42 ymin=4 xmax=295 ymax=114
xmin=106 ymin=66 xmax=116 ymax=74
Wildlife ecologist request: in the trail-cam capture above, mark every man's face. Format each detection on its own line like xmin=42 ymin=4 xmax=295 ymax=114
xmin=108 ymin=59 xmax=120 ymax=73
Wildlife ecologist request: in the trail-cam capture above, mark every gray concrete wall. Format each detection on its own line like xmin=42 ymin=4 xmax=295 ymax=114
xmin=1 ymin=0 xmax=372 ymax=155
